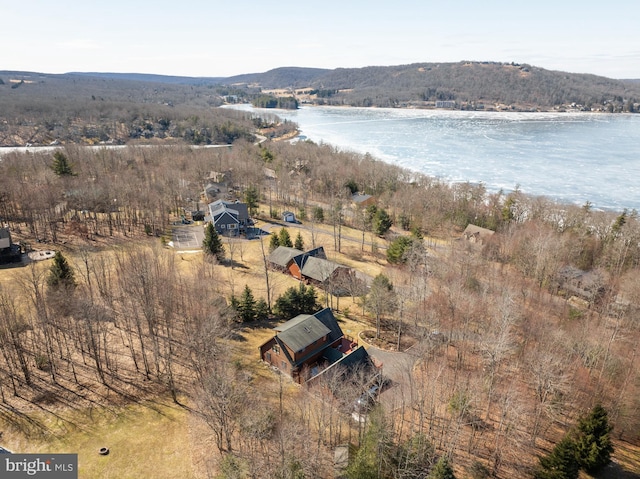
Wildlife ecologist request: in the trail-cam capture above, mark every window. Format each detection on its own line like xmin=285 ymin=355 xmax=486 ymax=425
xmin=265 ymin=352 xmax=271 ymax=361
xmin=281 ymin=361 xmax=287 ymax=370
xmin=228 ymin=223 xmax=238 ymax=229
xmin=220 ymin=224 xmax=226 ymax=229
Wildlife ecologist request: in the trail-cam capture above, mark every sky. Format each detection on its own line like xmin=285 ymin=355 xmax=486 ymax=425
xmin=2 ymin=0 xmax=639 ymax=79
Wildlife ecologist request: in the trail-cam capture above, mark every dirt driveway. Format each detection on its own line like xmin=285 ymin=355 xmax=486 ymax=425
xmin=366 ymin=345 xmax=417 ymax=411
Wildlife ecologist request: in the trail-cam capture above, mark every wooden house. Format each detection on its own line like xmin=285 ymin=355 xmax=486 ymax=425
xmin=259 ymin=308 xmax=371 ymax=384
xmin=288 ymin=246 xmax=327 ymax=280
xmin=267 ymin=246 xmax=303 ymax=273
xmin=351 ymin=192 xmax=376 ymax=208
xmin=461 ymin=224 xmax=495 ymax=244
xmin=300 ymin=256 xmax=354 ymax=295
xmin=267 ymin=246 xmax=359 ymax=295
xmin=267 ymin=246 xmax=327 ymax=280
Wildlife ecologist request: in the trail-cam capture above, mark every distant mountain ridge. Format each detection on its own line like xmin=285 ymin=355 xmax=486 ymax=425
xmin=68 ymin=72 xmax=225 ymax=85
xmin=67 ymin=62 xmax=640 ymax=111
xmin=2 ymin=61 xmax=640 ymax=111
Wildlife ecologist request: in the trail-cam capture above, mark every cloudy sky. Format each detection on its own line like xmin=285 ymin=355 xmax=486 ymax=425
xmin=2 ymin=0 xmax=638 ymax=79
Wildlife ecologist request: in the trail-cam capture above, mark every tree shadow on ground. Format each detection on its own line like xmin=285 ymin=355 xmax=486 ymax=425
xmin=591 ymin=462 xmax=640 ymax=479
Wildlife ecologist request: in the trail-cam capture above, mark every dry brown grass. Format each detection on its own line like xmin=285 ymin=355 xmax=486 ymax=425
xmin=0 ymin=217 xmax=387 ymax=478
xmin=3 ymin=398 xmax=195 ymax=478
xmin=4 ymin=215 xmax=638 ymax=479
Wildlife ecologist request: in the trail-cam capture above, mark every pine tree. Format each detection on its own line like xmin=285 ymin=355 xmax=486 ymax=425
xmin=294 ymin=232 xmax=304 ymax=250
xmin=274 ymin=283 xmax=320 ymax=318
xmin=386 ymin=236 xmax=413 ymax=264
xmin=312 ymin=206 xmax=324 ymax=223
xmin=238 ymin=285 xmax=257 ymax=322
xmin=373 ymin=208 xmax=392 ymax=236
xmin=254 ymin=298 xmax=269 ymax=320
xmin=534 ymin=435 xmax=579 ymax=479
xmin=47 ymin=251 xmax=76 ymax=289
xmin=268 ymin=233 xmax=280 ymax=252
xmin=345 ymin=409 xmax=391 ymax=479
xmin=575 ymin=404 xmax=614 ymax=472
xmin=428 ymin=456 xmax=456 ymax=479
xmin=278 ymin=228 xmax=293 ymax=247
xmin=203 ymin=223 xmax=224 ymax=260
xmin=51 ymin=151 xmax=75 ymax=176
xmin=244 ymin=185 xmax=259 ymax=216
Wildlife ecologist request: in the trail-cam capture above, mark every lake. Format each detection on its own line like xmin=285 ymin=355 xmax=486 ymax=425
xmin=232 ymin=105 xmax=640 ymax=212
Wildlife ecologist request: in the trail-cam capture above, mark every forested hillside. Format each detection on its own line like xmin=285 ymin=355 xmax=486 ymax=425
xmin=3 ymin=60 xmax=640 ymax=130
xmin=0 ymin=71 xmax=262 ymax=146
xmin=225 ymin=62 xmax=640 ymax=111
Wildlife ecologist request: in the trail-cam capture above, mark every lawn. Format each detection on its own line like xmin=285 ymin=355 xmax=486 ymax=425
xmin=2 ymin=399 xmax=195 ymax=479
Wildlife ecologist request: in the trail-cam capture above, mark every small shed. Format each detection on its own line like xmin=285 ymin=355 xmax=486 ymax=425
xmin=282 ymin=211 xmax=297 ymax=223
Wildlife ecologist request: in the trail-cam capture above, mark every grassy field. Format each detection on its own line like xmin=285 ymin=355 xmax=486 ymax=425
xmin=3 ymin=399 xmax=195 ymax=478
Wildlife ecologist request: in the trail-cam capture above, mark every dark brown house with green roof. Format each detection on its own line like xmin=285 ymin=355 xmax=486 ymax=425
xmin=259 ymin=308 xmax=372 ymax=384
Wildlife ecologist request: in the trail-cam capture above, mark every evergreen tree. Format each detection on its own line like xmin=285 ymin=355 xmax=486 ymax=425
xmin=312 ymin=206 xmax=324 ymax=223
xmin=428 ymin=456 xmax=456 ymax=479
xmin=244 ymin=185 xmax=259 ymax=216
xmin=366 ymin=205 xmax=392 ymax=236
xmin=268 ymin=233 xmax=280 ymax=252
xmin=345 ymin=409 xmax=391 ymax=479
xmin=274 ymin=283 xmax=320 ymax=318
xmin=301 ymin=285 xmax=319 ymax=313
xmin=47 ymin=251 xmax=76 ymax=289
xmin=203 ymin=223 xmax=224 ymax=260
xmin=237 ymin=285 xmax=257 ymax=322
xmin=386 ymin=236 xmax=414 ymax=264
xmin=575 ymin=404 xmax=614 ymax=472
xmin=254 ymin=298 xmax=269 ymax=320
xmin=278 ymin=228 xmax=293 ymax=248
xmin=344 ymin=179 xmax=358 ymax=195
xmin=294 ymin=232 xmax=304 ymax=250
xmin=260 ymin=147 xmax=274 ymax=163
xmin=373 ymin=208 xmax=393 ymax=236
xmin=534 ymin=435 xmax=579 ymax=479
xmin=51 ymin=151 xmax=75 ymax=176
xmin=229 ymin=294 xmax=240 ymax=314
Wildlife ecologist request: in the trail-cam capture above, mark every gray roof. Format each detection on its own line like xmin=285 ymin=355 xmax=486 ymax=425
xmin=310 ymin=345 xmax=375 ymax=384
xmin=313 ymin=307 xmax=343 ymax=343
xmin=462 ymin=224 xmax=495 ymax=238
xmin=274 ymin=313 xmax=313 ymax=332
xmin=208 ymin=200 xmax=249 ymax=222
xmin=212 ymin=211 xmax=239 ymax=227
xmin=273 ymin=308 xmax=344 ymax=353
xmin=352 ymin=193 xmax=373 ymax=204
xmin=268 ymin=246 xmax=302 ymax=268
xmin=300 ymin=256 xmax=343 ymax=282
xmin=277 ymin=315 xmax=331 ymax=353
xmin=291 ymin=246 xmax=326 ymax=270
